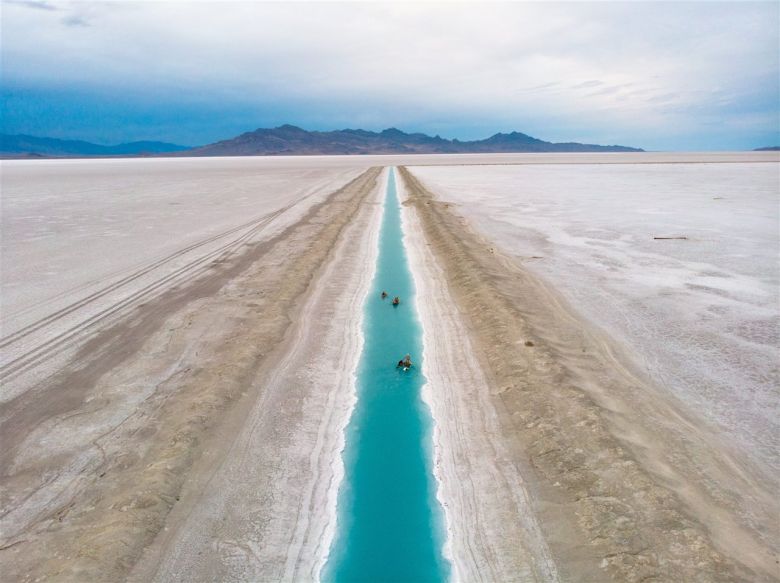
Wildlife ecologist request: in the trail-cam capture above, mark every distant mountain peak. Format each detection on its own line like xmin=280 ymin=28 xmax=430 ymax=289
xmin=0 ymin=133 xmax=189 ymax=158
xmin=380 ymin=127 xmax=407 ymax=137
xmin=1 ymin=127 xmax=645 ymax=158
xmin=185 ymin=126 xmax=643 ymax=156
xmin=483 ymin=131 xmax=544 ymax=144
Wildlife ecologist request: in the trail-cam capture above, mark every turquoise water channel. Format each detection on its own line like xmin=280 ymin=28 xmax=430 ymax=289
xmin=323 ymin=169 xmax=450 ymax=582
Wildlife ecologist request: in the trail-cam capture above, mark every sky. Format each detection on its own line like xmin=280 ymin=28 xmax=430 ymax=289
xmin=2 ymin=1 xmax=779 ymax=150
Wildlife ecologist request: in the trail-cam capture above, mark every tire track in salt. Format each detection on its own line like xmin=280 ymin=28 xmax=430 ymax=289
xmin=0 ymin=192 xmax=317 ymax=383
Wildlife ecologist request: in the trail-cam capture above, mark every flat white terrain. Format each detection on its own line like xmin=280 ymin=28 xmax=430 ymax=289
xmin=411 ymin=160 xmax=780 ymax=476
xmin=2 ymin=153 xmax=778 ymax=582
xmin=0 ymin=159 xmax=381 ymax=582
xmin=0 ymin=158 xmax=363 ymax=396
xmin=9 ymin=153 xmax=758 ymax=395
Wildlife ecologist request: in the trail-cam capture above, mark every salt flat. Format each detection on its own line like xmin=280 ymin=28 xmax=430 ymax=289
xmin=2 ymin=154 xmax=778 ymax=582
xmin=410 ymin=160 xmax=780 ymax=475
xmin=10 ymin=152 xmax=765 ymax=386
xmin=1 ymin=158 xmax=363 ymax=397
xmin=401 ymin=161 xmax=779 ymax=581
xmin=0 ymin=160 xmax=382 ymax=582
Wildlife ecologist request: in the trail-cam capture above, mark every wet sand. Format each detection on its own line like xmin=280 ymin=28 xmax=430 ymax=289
xmin=399 ymin=165 xmax=778 ymax=582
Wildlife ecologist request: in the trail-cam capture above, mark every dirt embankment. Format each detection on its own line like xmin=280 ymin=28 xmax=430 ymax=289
xmin=0 ymin=168 xmax=381 ymax=582
xmin=398 ymin=166 xmax=778 ymax=582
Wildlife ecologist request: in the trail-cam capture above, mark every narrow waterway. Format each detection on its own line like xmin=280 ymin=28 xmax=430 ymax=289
xmin=323 ymin=168 xmax=450 ymax=582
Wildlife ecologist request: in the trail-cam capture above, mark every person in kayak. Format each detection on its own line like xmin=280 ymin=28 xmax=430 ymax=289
xmin=397 ymin=354 xmax=412 ymax=369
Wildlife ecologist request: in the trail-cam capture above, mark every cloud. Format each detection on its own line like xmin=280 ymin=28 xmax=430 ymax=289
xmin=61 ymin=14 xmax=89 ymax=27
xmin=6 ymin=0 xmax=57 ymax=10
xmin=1 ymin=1 xmax=778 ymax=150
xmin=585 ymin=85 xmax=626 ymax=97
xmin=572 ymin=80 xmax=604 ymax=90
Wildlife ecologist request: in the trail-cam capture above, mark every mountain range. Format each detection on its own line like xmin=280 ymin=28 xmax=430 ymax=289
xmin=1 ymin=126 xmax=645 ymax=158
xmin=185 ymin=125 xmax=643 ymax=156
xmin=0 ymin=134 xmax=189 ymax=158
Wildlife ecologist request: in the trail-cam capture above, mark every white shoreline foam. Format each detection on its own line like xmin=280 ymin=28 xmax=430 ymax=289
xmin=397 ymin=171 xmax=457 ymax=580
xmin=398 ymin=170 xmax=561 ymax=582
xmin=125 ymin=168 xmax=387 ymax=582
xmin=314 ymin=168 xmax=388 ymax=581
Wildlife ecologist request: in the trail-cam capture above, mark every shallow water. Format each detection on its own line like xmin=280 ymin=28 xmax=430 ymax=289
xmin=323 ymin=169 xmax=449 ymax=582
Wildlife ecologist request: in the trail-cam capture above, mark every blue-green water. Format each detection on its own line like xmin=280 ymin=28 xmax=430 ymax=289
xmin=323 ymin=169 xmax=450 ymax=583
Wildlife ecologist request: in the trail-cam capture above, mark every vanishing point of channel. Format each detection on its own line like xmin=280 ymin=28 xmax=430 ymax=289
xmin=323 ymin=168 xmax=450 ymax=582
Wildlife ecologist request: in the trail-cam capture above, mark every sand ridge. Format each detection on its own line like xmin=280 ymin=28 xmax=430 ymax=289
xmin=398 ymin=165 xmax=779 ymax=582
xmin=130 ymin=168 xmax=386 ymax=582
xmin=0 ymin=167 xmax=381 ymax=581
xmin=399 ymin=175 xmax=560 ymax=582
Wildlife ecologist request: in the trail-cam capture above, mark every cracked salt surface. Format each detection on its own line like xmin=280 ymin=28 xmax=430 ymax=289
xmin=411 ymin=161 xmax=779 ymax=475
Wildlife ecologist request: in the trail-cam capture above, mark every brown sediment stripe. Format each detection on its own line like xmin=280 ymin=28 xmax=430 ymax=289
xmin=398 ymin=166 xmax=748 ymax=582
xmin=0 ymin=167 xmax=381 ymax=582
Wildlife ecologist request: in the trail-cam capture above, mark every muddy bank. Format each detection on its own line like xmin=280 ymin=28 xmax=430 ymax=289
xmin=130 ymin=168 xmax=385 ymax=582
xmin=400 ymin=177 xmax=560 ymax=582
xmin=398 ymin=166 xmax=778 ymax=582
xmin=0 ymin=168 xmax=381 ymax=582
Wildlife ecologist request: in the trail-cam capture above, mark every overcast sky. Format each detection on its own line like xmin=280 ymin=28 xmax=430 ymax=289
xmin=2 ymin=1 xmax=778 ymax=150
